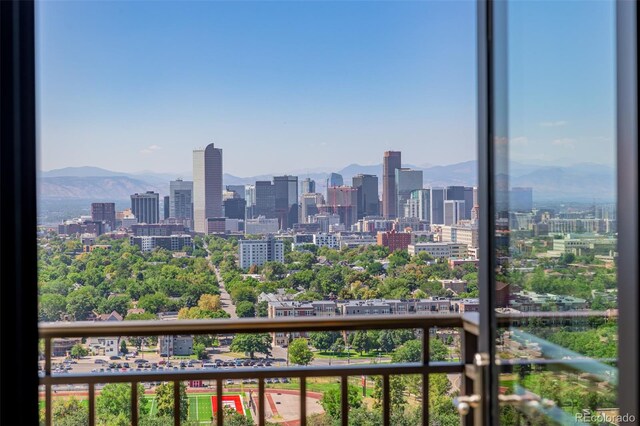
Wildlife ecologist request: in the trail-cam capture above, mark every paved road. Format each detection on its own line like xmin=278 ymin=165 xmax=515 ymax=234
xmin=214 ymin=265 xmax=237 ymax=318
xmin=203 ymin=242 xmax=237 ymax=318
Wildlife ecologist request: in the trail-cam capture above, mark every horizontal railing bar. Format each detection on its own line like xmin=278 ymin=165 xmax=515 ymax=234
xmin=39 ymin=362 xmax=465 ymax=385
xmin=38 ymin=314 xmax=465 ymax=338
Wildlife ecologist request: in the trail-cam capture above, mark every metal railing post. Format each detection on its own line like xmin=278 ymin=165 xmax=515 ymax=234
xmin=422 ymin=326 xmax=430 ymax=426
xmin=300 ymin=377 xmax=307 ymax=426
xmin=258 ymin=378 xmax=265 ymax=426
xmin=131 ymin=381 xmax=138 ymax=426
xmin=216 ymin=378 xmax=223 ymax=426
xmin=173 ymin=380 xmax=180 ymax=426
xmin=88 ymin=383 xmax=95 ymax=426
xmin=382 ymin=374 xmax=391 ymax=426
xmin=341 ymin=375 xmax=348 ymax=426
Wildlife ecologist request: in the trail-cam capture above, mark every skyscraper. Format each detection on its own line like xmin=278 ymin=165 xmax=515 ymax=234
xmin=444 ymin=200 xmax=466 ymax=226
xmin=326 ymin=173 xmax=344 ymax=201
xmin=352 ymin=174 xmax=379 ymax=219
xmin=404 ymin=189 xmax=431 ymax=222
xmin=430 ymin=187 xmax=446 ymax=225
xmin=131 ymin=192 xmax=160 ymax=224
xmin=300 ymin=193 xmax=324 ymax=223
xmin=169 ymin=179 xmax=193 ymax=221
xmin=446 ymin=185 xmax=472 ymax=220
xmin=226 ymin=185 xmax=246 ymax=199
xmin=224 ymin=198 xmax=247 ymax=220
xmin=395 ymin=168 xmax=423 ymax=218
xmin=163 ymin=196 xmax=170 ymax=220
xmin=273 ymin=175 xmax=299 ymax=230
xmin=254 ymin=181 xmax=276 ymax=219
xmin=325 ymin=186 xmax=359 ymax=228
xmin=327 ymin=173 xmax=343 ymax=187
xmin=383 ymin=151 xmax=401 ymax=219
xmin=510 ymin=187 xmax=533 ymax=212
xmin=301 ymin=178 xmax=316 ymax=194
xmin=193 ymin=143 xmax=223 ymax=233
xmin=91 ymin=202 xmax=116 ymax=230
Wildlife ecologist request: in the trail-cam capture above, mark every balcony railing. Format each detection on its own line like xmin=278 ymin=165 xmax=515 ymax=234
xmin=39 ymin=314 xmax=474 ymax=426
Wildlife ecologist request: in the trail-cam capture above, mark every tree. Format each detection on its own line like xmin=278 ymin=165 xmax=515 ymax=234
xmin=99 ymin=295 xmax=131 ymax=317
xmin=45 ymin=397 xmax=88 ymax=426
xmin=229 ymin=286 xmax=257 ymax=304
xmin=378 ymin=330 xmax=396 ymax=353
xmin=70 ymin=343 xmax=88 ymax=359
xmin=97 ymin=383 xmax=148 ymax=426
xmin=120 ymin=339 xmax=129 ymax=355
xmin=39 ymin=293 xmax=67 ymax=322
xmin=288 ymin=338 xmax=314 ymax=366
xmin=193 ymin=343 xmax=208 ymax=360
xmin=309 ymin=332 xmax=340 ymax=352
xmin=392 ymin=339 xmax=422 ymax=363
xmin=126 ymin=312 xmax=157 ymax=321
xmin=430 ymin=337 xmax=449 ymax=361
xmin=215 ymin=407 xmax=253 ymax=426
xmin=137 ymin=292 xmax=170 ymax=314
xmin=330 ymin=339 xmax=345 ymax=355
xmin=197 ymin=294 xmax=221 ymax=311
xmin=256 ymin=301 xmax=269 ymax=317
xmin=236 ymin=301 xmax=256 ymax=318
xmin=155 ymin=382 xmax=189 ymax=421
xmin=262 ymin=261 xmax=286 ymax=280
xmin=66 ymin=286 xmax=99 ymax=320
xmin=230 ymin=333 xmax=272 ymax=358
xmin=320 ymin=385 xmax=362 ymax=420
xmin=351 ymin=331 xmax=371 ymax=355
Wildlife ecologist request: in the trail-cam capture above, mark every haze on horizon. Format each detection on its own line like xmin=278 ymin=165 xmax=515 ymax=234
xmin=37 ymin=1 xmax=614 ymax=177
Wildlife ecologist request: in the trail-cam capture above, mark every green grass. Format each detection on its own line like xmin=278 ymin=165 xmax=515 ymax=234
xmin=145 ymin=393 xmax=251 ymax=423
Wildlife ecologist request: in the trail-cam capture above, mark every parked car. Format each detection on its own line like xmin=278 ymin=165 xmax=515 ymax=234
xmin=109 ymin=355 xmax=120 ymax=360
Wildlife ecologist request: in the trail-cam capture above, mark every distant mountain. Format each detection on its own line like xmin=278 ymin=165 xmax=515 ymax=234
xmin=39 ymin=166 xmax=128 ymax=178
xmin=38 ymin=176 xmax=166 ymax=200
xmin=39 ymin=160 xmax=615 ymax=202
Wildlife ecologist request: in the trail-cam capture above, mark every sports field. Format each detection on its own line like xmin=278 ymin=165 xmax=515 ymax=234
xmin=146 ymin=393 xmax=252 ymax=424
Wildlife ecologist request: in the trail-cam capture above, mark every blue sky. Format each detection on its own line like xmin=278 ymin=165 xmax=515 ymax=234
xmin=37 ymin=0 xmax=614 ymax=177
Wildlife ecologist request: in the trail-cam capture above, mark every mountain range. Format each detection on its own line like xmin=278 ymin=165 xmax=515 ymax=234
xmin=38 ymin=161 xmax=615 ymax=202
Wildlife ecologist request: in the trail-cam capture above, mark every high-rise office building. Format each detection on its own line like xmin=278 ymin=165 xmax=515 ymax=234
xmin=90 ymin=202 xmax=116 ymax=230
xmin=226 ymin=185 xmax=246 ymax=199
xmin=131 ymin=192 xmax=160 ymax=224
xmin=404 ymin=189 xmax=431 ymax=222
xmin=274 ymin=175 xmax=299 ymax=230
xmin=430 ymin=188 xmax=446 ymax=225
xmin=163 ymin=196 xmax=170 ymax=220
xmin=193 ymin=143 xmax=223 ymax=233
xmin=352 ymin=174 xmax=379 ymax=219
xmin=326 ymin=173 xmax=344 ymax=201
xmin=325 ymin=186 xmax=359 ymax=229
xmin=463 ymin=187 xmax=475 ymax=220
xmin=224 ymin=198 xmax=246 ymax=220
xmin=169 ymin=179 xmax=193 ymax=221
xmin=301 ymin=193 xmax=324 ymax=223
xmin=395 ymin=168 xmax=423 ymax=218
xmin=327 ymin=173 xmax=343 ymax=187
xmin=254 ymin=181 xmax=276 ymax=219
xmin=444 ymin=200 xmax=466 ymax=226
xmin=383 ymin=151 xmax=401 ymax=219
xmin=510 ymin=187 xmax=533 ymax=212
xmin=301 ymin=178 xmax=316 ymax=194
